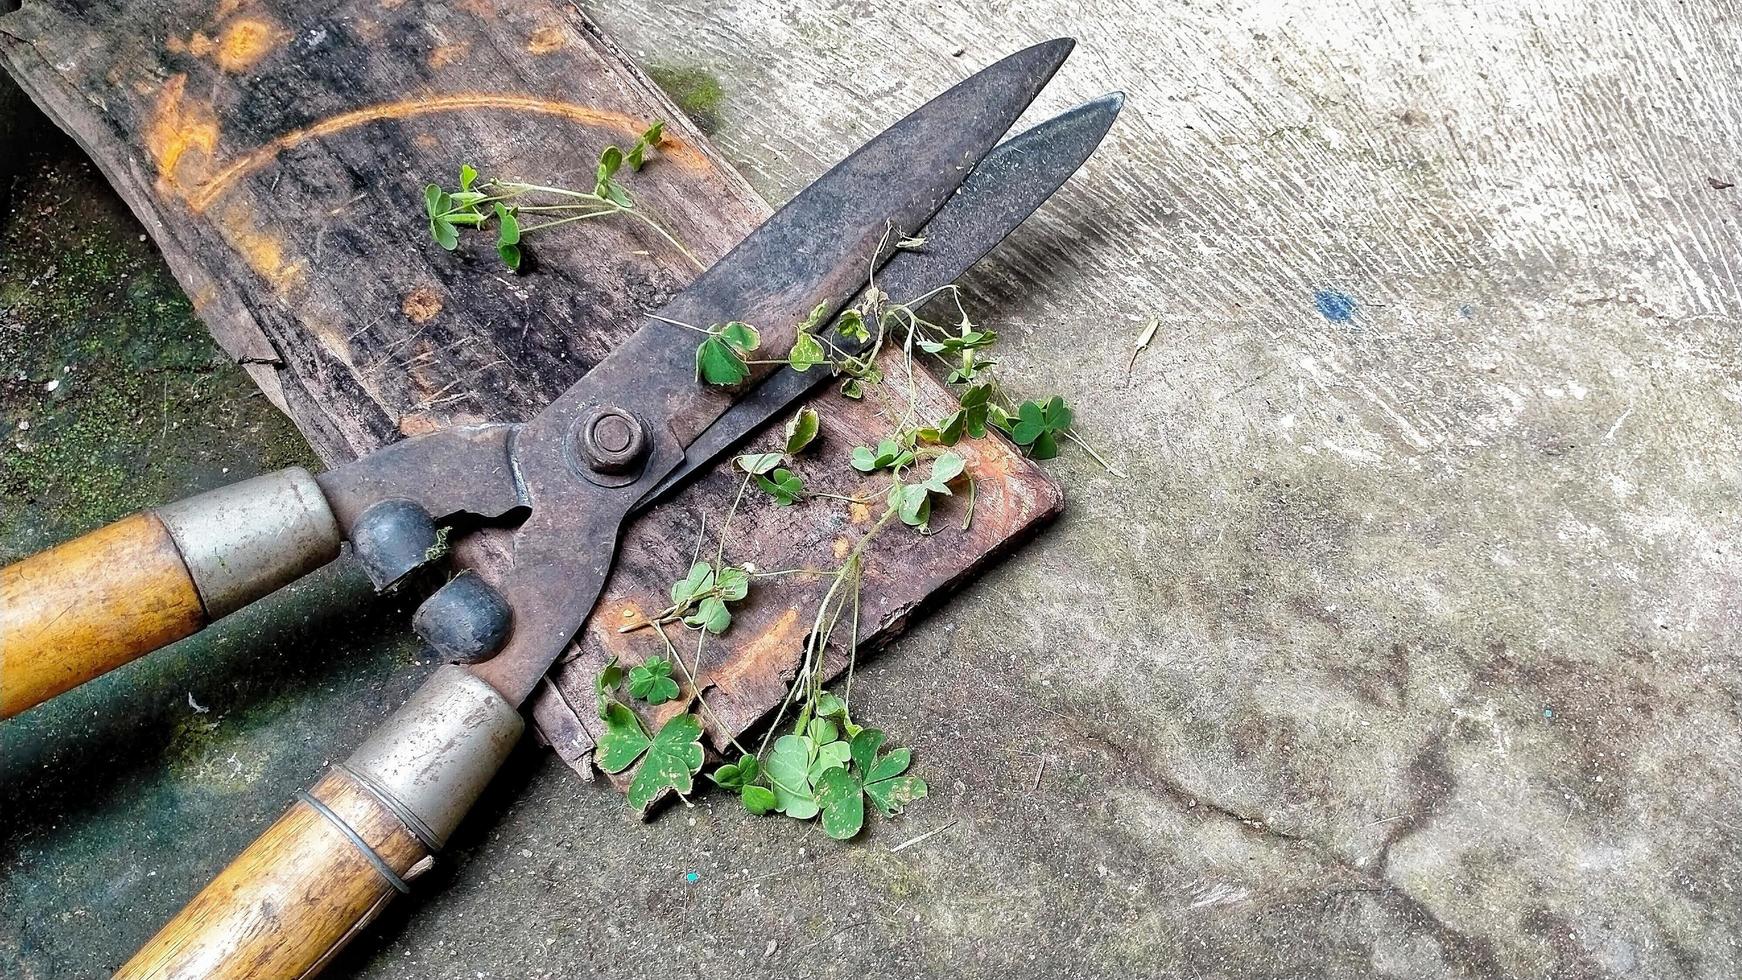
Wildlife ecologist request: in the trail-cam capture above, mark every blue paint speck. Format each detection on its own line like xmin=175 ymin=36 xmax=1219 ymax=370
xmin=1458 ymin=303 xmax=1475 ymax=318
xmin=1313 ymin=289 xmax=1357 ymax=323
xmin=1543 ymin=708 xmax=1554 ymax=720
xmin=685 ymin=871 xmax=700 ymax=883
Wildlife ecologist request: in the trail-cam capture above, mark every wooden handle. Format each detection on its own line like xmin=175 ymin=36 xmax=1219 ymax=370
xmin=115 ymin=769 xmax=430 ymax=980
xmin=0 ymin=511 xmax=207 ymax=719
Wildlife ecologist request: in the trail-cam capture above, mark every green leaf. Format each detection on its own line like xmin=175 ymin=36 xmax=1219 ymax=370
xmin=1029 ymin=430 xmax=1060 ymax=460
xmin=756 ymin=468 xmax=803 ymax=506
xmin=924 ymin=452 xmax=965 ymax=493
xmin=697 ymin=335 xmax=750 ymax=385
xmin=720 ymin=321 xmax=760 ymax=352
xmin=840 ymin=377 xmax=865 ymax=400
xmin=784 ymin=407 xmax=821 ymax=454
xmin=864 ymin=773 xmax=928 ymax=817
xmin=430 ymin=217 xmax=459 ymax=251
xmin=814 ymin=766 xmax=865 ymax=839
xmin=685 ymin=595 xmax=731 ymax=634
xmin=670 ymin=562 xmax=715 ymax=605
xmin=596 ymin=701 xmax=650 ymax=774
xmin=848 ymin=728 xmax=885 ymax=774
xmin=893 ymin=482 xmax=931 ymax=527
xmin=846 ymin=729 xmax=928 ymax=819
xmin=741 ymin=784 xmax=777 ymax=815
xmin=766 ymin=734 xmax=819 ymax=819
xmin=449 ymin=190 xmax=487 ymax=209
xmin=1043 ymin=395 xmax=1073 ymax=431
xmin=735 ymin=452 xmax=783 ymax=475
xmin=867 ymin=746 xmax=912 ymax=784
xmin=709 ymin=754 xmax=760 ymax=790
xmin=627 ymin=121 xmax=665 ymax=170
xmin=715 ymin=565 xmax=750 ymax=602
xmin=495 ymin=204 xmax=521 ymax=245
xmin=627 ymin=713 xmax=706 ymax=810
xmin=836 ymin=309 xmax=869 ymax=342
xmin=601 ymin=179 xmax=634 ymax=209
xmin=596 ymin=145 xmax=624 ymax=190
xmin=424 ymin=183 xmax=443 ymax=218
xmin=595 ymin=655 xmax=623 ymax=716
xmin=850 ymin=445 xmax=879 ymax=472
xmin=459 ymin=163 xmax=478 ymax=191
xmin=808 ymin=717 xmax=839 ymax=746
xmin=808 ymin=738 xmax=851 ymax=784
xmin=628 ymin=657 xmax=680 ymax=704
xmin=788 ymin=332 xmax=825 ymax=372
xmin=797 ymin=302 xmax=829 ymax=333
xmin=497 ymin=243 xmax=522 ymax=270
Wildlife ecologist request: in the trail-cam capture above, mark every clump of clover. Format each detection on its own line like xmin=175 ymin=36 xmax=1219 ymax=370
xmin=423 ymin=122 xmax=697 ymax=272
xmin=598 ymin=249 xmax=1113 ymax=839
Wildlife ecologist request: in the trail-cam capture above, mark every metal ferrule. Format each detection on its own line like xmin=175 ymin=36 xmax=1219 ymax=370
xmin=340 ymin=666 xmax=524 ymax=850
xmin=155 ymin=467 xmax=342 ymax=619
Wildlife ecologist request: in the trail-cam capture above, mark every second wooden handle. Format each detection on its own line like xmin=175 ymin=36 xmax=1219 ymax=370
xmin=0 ymin=512 xmax=206 ymax=719
xmin=113 ymin=769 xmax=430 ymax=980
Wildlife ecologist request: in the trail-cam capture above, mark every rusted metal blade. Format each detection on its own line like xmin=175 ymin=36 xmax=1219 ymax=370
xmin=313 ymin=424 xmax=523 ymax=532
xmin=644 ymin=91 xmax=1127 ymax=505
xmin=468 ymin=40 xmax=1077 ymax=705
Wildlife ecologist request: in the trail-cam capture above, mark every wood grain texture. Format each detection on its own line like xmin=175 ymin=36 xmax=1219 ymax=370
xmin=0 ymin=0 xmax=1060 ymax=779
xmin=114 ymin=769 xmax=428 ymax=980
xmin=0 ymin=511 xmax=206 ymax=719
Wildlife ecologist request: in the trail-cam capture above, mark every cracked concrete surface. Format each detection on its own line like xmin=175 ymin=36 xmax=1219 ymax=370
xmin=4 ymin=0 xmax=1742 ymax=977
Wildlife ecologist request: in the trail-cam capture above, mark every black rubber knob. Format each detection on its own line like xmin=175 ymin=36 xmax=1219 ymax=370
xmin=412 ymin=571 xmax=513 ymax=663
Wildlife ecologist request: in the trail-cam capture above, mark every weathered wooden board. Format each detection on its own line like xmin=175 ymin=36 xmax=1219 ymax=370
xmin=0 ymin=0 xmax=1061 ymax=776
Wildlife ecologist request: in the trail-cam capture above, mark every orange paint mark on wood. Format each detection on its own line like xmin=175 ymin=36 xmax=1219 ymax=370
xmin=217 ymin=202 xmax=306 ymax=292
xmin=849 ymin=502 xmax=871 ymax=525
xmin=703 ymin=607 xmax=805 ymax=695
xmin=831 ymin=536 xmax=852 ymax=559
xmin=401 ymin=286 xmax=444 ymax=323
xmin=185 ymin=94 xmax=707 ymax=213
xmin=526 ymin=25 xmax=566 ymax=54
xmin=145 ymin=74 xmax=220 ymax=194
xmin=213 ymin=17 xmax=288 ymax=72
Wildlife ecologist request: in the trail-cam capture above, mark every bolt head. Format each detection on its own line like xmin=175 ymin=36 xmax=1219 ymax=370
xmin=574 ymin=407 xmax=647 ymax=474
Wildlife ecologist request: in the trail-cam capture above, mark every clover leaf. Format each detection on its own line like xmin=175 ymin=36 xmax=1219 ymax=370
xmin=784 ymin=407 xmax=821 ymax=454
xmin=494 ymin=203 xmax=522 ymax=270
xmin=814 ymin=729 xmax=928 ymax=839
xmin=596 ymin=700 xmax=650 ymax=774
xmin=851 ymin=437 xmax=915 ymax=473
xmin=757 ymin=468 xmax=804 ymax=506
xmin=685 ymin=596 xmax=731 ymax=633
xmin=696 ymin=321 xmax=760 ymax=385
xmin=932 ymin=384 xmax=994 ymax=446
xmin=627 ymin=712 xmax=705 ymax=810
xmin=625 ymin=121 xmax=664 ymax=171
xmin=735 ymin=452 xmax=783 ymax=475
xmin=1008 ymin=395 xmax=1073 ymax=460
xmin=628 ymin=656 xmax=680 ymax=704
xmin=669 ymin=561 xmax=749 ymax=634
xmin=670 ymin=562 xmax=715 ymax=606
xmin=835 ymin=309 xmax=870 ymax=342
xmin=788 ymin=332 xmax=826 ymax=372
xmin=595 ymin=655 xmax=624 ymax=716
xmin=765 ymin=734 xmax=821 ymax=819
xmin=708 ymin=753 xmax=760 ymax=789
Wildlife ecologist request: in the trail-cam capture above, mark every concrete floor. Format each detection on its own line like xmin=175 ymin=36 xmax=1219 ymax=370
xmin=5 ymin=1 xmax=1742 ymax=977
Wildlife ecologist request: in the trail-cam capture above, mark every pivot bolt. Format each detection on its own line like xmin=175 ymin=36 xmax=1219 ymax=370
xmin=575 ymin=407 xmax=647 ymax=474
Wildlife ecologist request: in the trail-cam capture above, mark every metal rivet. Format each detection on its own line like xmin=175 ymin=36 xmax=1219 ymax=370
xmin=574 ymin=407 xmax=647 ymax=474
